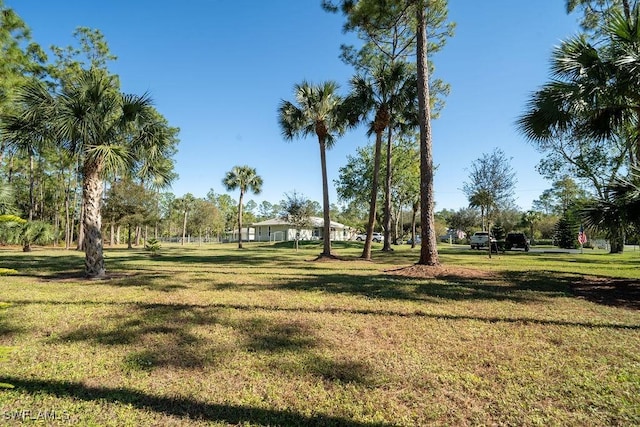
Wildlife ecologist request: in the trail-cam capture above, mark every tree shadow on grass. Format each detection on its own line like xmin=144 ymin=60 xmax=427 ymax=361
xmin=272 ymin=270 xmax=573 ymax=305
xmin=55 ymin=304 xmax=324 ymax=370
xmin=0 ymin=377 xmax=393 ymax=426
xmin=571 ymin=277 xmax=640 ymax=310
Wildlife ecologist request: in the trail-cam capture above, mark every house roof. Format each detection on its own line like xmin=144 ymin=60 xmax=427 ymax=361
xmin=252 ymin=216 xmax=349 ymax=229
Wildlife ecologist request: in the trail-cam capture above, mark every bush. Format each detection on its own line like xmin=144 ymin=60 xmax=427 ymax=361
xmin=144 ymin=238 xmax=161 ymax=256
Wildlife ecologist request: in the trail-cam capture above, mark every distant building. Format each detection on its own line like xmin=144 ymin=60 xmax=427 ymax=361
xmin=224 ymin=227 xmax=255 ymax=242
xmin=252 ymin=217 xmax=353 ymax=242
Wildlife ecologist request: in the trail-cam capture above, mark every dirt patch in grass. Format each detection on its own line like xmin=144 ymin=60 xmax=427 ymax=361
xmin=309 ymin=253 xmax=349 ymax=262
xmin=571 ymin=276 xmax=640 ymax=310
xmin=385 ymin=264 xmax=497 ymax=280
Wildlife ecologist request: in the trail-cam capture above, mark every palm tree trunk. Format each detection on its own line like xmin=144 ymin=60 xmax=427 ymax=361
xmin=77 ymin=201 xmax=85 ymax=251
xmin=319 ymin=137 xmax=332 ymax=256
xmin=28 ymin=153 xmax=35 ymax=221
xmin=383 ymin=125 xmax=393 ymax=251
xmin=82 ymin=161 xmax=106 ymax=278
xmin=237 ymin=190 xmax=244 ymax=249
xmin=416 ymin=2 xmax=440 ymax=266
xmin=362 ymin=130 xmax=383 ymax=260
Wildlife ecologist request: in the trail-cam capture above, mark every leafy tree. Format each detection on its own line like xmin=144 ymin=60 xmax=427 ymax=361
xmin=257 ymin=201 xmax=279 ymax=220
xmin=566 ymin=0 xmax=636 ymax=33
xmin=463 ymin=148 xmax=517 ymax=231
xmin=278 ymin=81 xmax=347 ymax=257
xmin=174 ymin=193 xmax=196 ymax=246
xmin=222 ymin=165 xmax=262 ymax=249
xmin=279 ymin=191 xmax=314 ymax=251
xmin=188 ymin=198 xmax=218 ymax=244
xmin=336 ymin=144 xmax=376 ymax=209
xmin=103 ymin=179 xmax=154 ymax=248
xmin=447 ymin=207 xmax=480 ymax=242
xmin=207 ymin=190 xmax=237 ymax=238
xmin=532 ymin=177 xmax=590 ymax=215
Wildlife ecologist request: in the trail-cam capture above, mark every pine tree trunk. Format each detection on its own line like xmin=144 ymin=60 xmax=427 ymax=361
xmin=416 ymin=3 xmax=440 ymax=266
xmin=82 ymin=161 xmax=106 ymax=278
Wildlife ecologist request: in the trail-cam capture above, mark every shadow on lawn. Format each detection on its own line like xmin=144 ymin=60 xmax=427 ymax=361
xmin=56 ymin=304 xmax=323 ymax=370
xmin=0 ymin=377 xmax=393 ymax=427
xmin=272 ymin=270 xmax=574 ymax=305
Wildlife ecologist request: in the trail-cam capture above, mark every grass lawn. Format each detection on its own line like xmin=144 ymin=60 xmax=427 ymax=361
xmin=0 ymin=241 xmax=638 ymax=426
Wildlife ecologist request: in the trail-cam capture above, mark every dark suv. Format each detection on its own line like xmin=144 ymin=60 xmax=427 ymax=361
xmin=505 ymin=233 xmax=530 ymax=252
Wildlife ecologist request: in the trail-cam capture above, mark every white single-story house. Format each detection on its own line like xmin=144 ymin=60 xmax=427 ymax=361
xmin=252 ymin=217 xmax=353 ymax=242
xmin=224 ymin=227 xmax=255 ymax=242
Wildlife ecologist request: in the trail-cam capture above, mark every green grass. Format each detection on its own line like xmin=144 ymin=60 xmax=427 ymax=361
xmin=0 ymin=242 xmax=638 ymax=426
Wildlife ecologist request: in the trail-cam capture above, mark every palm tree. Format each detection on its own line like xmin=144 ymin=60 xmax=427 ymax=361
xmin=343 ymin=62 xmax=414 ymax=260
xmin=278 ymin=81 xmax=347 ymax=257
xmin=8 ymin=68 xmax=161 ymax=277
xmin=581 ymin=167 xmax=640 ymax=252
xmin=0 ymin=182 xmax=15 ymax=214
xmin=468 ymin=189 xmax=495 ymax=232
xmin=521 ymin=210 xmax=541 ymax=244
xmin=517 ymin=7 xmax=640 ymax=168
xmin=222 ymin=165 xmax=262 ymax=249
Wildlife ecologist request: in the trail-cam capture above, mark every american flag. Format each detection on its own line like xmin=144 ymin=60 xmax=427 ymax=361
xmin=578 ymin=225 xmax=587 ymax=245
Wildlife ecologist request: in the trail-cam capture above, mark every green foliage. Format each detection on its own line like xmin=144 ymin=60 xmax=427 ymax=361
xmin=19 ymin=220 xmax=54 ymax=251
xmin=144 ymin=238 xmax=161 ymax=256
xmin=280 ymin=191 xmax=314 ymax=251
xmin=491 ymin=222 xmax=506 ymax=240
xmin=554 ymin=213 xmax=579 ymax=249
xmin=0 ymin=302 xmax=14 ymax=389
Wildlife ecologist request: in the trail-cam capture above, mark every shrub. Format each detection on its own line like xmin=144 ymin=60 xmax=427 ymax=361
xmin=145 ymin=238 xmax=161 ymax=256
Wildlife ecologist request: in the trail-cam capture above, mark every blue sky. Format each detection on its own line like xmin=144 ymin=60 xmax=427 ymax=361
xmin=7 ymin=0 xmax=580 ymax=211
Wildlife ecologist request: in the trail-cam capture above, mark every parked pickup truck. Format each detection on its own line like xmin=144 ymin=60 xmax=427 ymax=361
xmin=355 ymin=232 xmax=384 ymax=243
xmin=469 ymin=232 xmax=496 ymax=249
